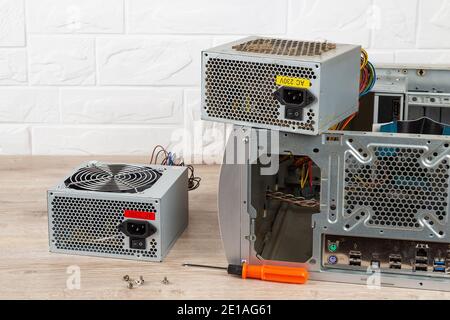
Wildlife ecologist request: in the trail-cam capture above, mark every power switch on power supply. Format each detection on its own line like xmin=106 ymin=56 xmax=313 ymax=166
xmin=130 ymin=238 xmax=146 ymax=250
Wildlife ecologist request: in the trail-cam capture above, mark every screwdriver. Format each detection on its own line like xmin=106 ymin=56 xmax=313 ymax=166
xmin=182 ymin=262 xmax=308 ymax=284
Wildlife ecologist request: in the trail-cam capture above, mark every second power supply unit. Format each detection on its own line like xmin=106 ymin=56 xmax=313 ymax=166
xmin=47 ymin=161 xmax=188 ymax=262
xmin=201 ymin=36 xmax=361 ymax=135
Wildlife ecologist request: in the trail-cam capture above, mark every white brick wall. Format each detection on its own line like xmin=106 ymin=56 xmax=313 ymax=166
xmin=0 ymin=0 xmax=449 ymax=161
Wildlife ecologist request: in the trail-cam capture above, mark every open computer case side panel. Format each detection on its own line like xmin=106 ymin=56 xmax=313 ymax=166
xmin=219 ymin=126 xmax=450 ymax=291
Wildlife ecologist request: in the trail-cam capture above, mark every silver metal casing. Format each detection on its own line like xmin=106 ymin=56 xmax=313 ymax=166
xmin=219 ymin=127 xmax=450 ymax=291
xmin=201 ymin=36 xmax=360 ymax=135
xmin=47 ymin=162 xmax=188 ymax=262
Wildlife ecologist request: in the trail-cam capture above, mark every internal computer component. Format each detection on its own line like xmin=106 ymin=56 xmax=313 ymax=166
xmin=219 ymin=127 xmax=450 ymax=291
xmin=323 ymin=235 xmax=450 ymax=275
xmin=48 ymin=161 xmax=188 ymax=261
xmin=349 ymin=66 xmax=450 ymax=132
xmin=379 ymin=117 xmax=450 ymax=135
xmin=201 ymin=36 xmax=361 ymax=135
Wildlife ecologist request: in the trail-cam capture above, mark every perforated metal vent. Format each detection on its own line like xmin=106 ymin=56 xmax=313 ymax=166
xmin=64 ymin=163 xmax=162 ymax=193
xmin=343 ymin=146 xmax=450 ymax=233
xmin=50 ymin=196 xmax=158 ymax=258
xmin=204 ymin=58 xmax=316 ymax=131
xmin=232 ymin=38 xmax=337 ymax=57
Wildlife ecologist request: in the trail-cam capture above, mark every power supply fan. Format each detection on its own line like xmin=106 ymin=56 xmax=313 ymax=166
xmin=64 ymin=163 xmax=162 ymax=193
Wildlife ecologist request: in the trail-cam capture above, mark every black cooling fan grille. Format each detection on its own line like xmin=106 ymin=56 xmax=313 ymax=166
xmin=64 ymin=163 xmax=162 ymax=193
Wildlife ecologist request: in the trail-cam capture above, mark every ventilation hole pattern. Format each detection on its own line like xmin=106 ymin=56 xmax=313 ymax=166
xmin=204 ymin=58 xmax=316 ymax=131
xmin=344 ymin=146 xmax=450 ymax=230
xmin=232 ymin=38 xmax=337 ymax=57
xmin=50 ymin=196 xmax=158 ymax=258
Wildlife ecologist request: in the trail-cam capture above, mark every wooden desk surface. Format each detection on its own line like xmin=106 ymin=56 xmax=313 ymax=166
xmin=0 ymin=156 xmax=449 ymax=300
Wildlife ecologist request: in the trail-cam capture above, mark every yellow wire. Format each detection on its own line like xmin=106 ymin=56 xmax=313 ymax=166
xmin=301 ymin=164 xmax=309 ymax=188
xmin=299 ymin=165 xmax=304 ymax=186
xmin=361 ymin=48 xmax=369 ymax=70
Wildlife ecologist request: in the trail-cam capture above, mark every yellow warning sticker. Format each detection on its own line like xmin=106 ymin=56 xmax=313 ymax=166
xmin=275 ymin=75 xmax=311 ymax=89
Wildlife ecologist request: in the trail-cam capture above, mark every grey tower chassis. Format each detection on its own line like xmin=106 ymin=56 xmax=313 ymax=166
xmin=219 ymin=127 xmax=450 ymax=291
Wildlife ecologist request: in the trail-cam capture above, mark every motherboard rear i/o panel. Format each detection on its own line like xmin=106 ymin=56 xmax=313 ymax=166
xmin=323 ymin=235 xmax=450 ymax=276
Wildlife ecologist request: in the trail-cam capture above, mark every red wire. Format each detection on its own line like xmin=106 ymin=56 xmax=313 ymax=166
xmin=360 ymin=67 xmax=369 ymax=93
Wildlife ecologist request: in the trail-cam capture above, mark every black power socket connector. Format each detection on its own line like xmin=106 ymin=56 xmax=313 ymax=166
xmin=118 ymin=219 xmax=157 ymax=250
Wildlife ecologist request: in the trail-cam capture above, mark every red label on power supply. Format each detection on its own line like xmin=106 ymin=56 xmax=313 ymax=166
xmin=124 ymin=210 xmax=155 ymax=220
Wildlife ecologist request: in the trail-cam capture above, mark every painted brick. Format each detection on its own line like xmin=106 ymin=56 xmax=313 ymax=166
xmin=0 ymin=49 xmax=27 ymax=84
xmin=0 ymin=125 xmax=30 ymax=155
xmin=417 ymin=0 xmax=450 ymax=48
xmin=29 ymin=37 xmax=95 ymax=85
xmin=32 ymin=125 xmax=183 ymax=155
xmin=372 ymin=0 xmax=418 ymax=48
xmin=26 ymin=0 xmax=123 ymax=34
xmin=60 ymin=88 xmax=183 ymax=124
xmin=127 ymin=0 xmax=287 ymax=34
xmin=97 ymin=37 xmax=211 ymax=85
xmin=1 ymin=0 xmax=449 ymax=159
xmin=0 ymin=0 xmax=25 ymax=46
xmin=287 ymin=0 xmax=372 ymax=47
xmin=0 ymin=88 xmax=59 ymax=123
xmin=184 ymin=89 xmax=226 ymax=164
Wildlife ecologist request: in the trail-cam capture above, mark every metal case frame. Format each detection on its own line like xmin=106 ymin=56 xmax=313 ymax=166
xmin=372 ymin=65 xmax=450 ymax=125
xmin=219 ymin=127 xmax=450 ymax=291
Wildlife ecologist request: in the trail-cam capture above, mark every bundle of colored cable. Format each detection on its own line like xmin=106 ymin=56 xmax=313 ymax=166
xmin=359 ymin=48 xmax=376 ymax=98
xmin=150 ymin=145 xmax=201 ymax=191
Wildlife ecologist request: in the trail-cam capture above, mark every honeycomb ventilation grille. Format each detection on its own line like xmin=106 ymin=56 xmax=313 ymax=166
xmin=232 ymin=38 xmax=337 ymax=57
xmin=204 ymin=58 xmax=316 ymax=131
xmin=64 ymin=163 xmax=162 ymax=193
xmin=50 ymin=196 xmax=158 ymax=258
xmin=343 ymin=146 xmax=450 ymax=233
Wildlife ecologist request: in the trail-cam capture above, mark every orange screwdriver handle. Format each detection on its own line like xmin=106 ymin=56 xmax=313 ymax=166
xmin=242 ymin=263 xmax=309 ymax=284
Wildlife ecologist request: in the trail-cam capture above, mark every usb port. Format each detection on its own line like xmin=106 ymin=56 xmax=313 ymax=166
xmin=389 ymin=254 xmax=402 ymax=269
xmin=349 ymin=250 xmax=362 ymax=266
xmin=434 ymin=258 xmax=445 ymax=266
xmin=433 ymin=266 xmax=445 ymax=273
xmin=389 ymin=254 xmax=402 ymax=264
xmin=415 ymin=256 xmax=428 ymax=264
xmin=414 ymin=264 xmax=428 ymax=272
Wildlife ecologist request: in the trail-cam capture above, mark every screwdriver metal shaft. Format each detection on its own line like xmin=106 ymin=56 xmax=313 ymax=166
xmin=182 ymin=263 xmax=227 ymax=270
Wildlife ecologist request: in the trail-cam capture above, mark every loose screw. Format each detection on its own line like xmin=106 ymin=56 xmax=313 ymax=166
xmin=162 ymin=276 xmax=170 ymax=285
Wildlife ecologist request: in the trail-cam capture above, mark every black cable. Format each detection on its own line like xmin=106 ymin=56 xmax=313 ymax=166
xmin=186 ymin=164 xmax=201 ymax=191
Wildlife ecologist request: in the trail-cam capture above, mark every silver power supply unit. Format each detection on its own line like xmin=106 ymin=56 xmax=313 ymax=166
xmin=201 ymin=36 xmax=361 ymax=135
xmin=219 ymin=127 xmax=450 ymax=291
xmin=47 ymin=161 xmax=188 ymax=262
